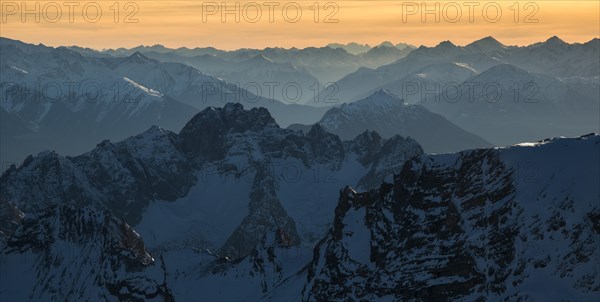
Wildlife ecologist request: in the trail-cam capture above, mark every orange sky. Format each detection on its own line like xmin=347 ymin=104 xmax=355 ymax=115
xmin=1 ymin=1 xmax=598 ymax=49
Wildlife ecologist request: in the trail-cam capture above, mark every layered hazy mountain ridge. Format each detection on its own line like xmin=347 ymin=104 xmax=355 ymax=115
xmin=422 ymin=63 xmax=600 ymax=146
xmin=314 ymin=37 xmax=599 ymax=145
xmin=93 ymin=41 xmax=416 ymax=84
xmin=321 ymin=36 xmax=599 ymax=104
xmin=288 ymin=89 xmax=493 ymax=153
xmin=3 ymin=36 xmax=597 ymax=164
xmin=0 ymin=37 xmax=328 ymax=164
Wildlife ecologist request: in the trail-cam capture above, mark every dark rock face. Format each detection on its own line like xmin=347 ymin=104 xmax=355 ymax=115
xmin=220 ymin=163 xmax=301 ymax=259
xmin=178 ymin=103 xmax=278 ymax=161
xmin=6 ymin=205 xmax=153 ymax=266
xmin=345 ymin=130 xmax=384 ymax=166
xmin=356 ymin=134 xmax=424 ymax=190
xmin=0 ymin=126 xmax=196 ymax=224
xmin=178 ymin=106 xmax=229 ymax=161
xmin=0 ymin=198 xmax=24 ymax=241
xmin=306 ymin=124 xmax=345 ymax=166
xmin=2 ymin=205 xmax=172 ymax=301
xmin=303 ymin=136 xmax=600 ymax=301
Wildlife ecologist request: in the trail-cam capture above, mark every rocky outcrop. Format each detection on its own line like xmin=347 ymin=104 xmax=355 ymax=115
xmin=0 ymin=198 xmax=24 ymax=242
xmin=220 ymin=163 xmax=301 ymax=259
xmin=1 ymin=205 xmax=172 ymax=301
xmin=303 ymin=134 xmax=600 ymax=301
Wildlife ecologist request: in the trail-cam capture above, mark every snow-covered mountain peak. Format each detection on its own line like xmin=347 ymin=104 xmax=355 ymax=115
xmin=331 ymin=89 xmax=408 ymax=119
xmin=143 ymin=124 xmax=174 ymax=138
xmin=122 ymin=124 xmax=178 ymax=150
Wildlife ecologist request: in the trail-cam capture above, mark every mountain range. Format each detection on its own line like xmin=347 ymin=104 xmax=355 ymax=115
xmin=3 ymin=36 xmax=597 ymax=164
xmin=93 ymin=42 xmax=416 ymax=84
xmin=0 ymin=37 xmax=328 ymax=164
xmin=422 ymin=63 xmax=600 ymax=146
xmin=288 ymin=89 xmax=493 ymax=153
xmin=314 ymin=36 xmax=599 ymax=145
xmin=1 ymin=104 xmax=597 ymax=300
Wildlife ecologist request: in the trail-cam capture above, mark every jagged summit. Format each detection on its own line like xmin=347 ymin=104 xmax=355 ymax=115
xmin=181 ymin=103 xmax=277 ymax=134
xmin=354 ymin=129 xmax=383 ymax=143
xmin=436 ymin=40 xmax=457 ymax=49
xmin=334 ymin=89 xmax=407 ymax=116
xmin=1 ymin=102 xmax=425 ymax=225
xmin=176 ymin=103 xmax=277 ymax=161
xmin=408 ymin=40 xmax=463 ymax=59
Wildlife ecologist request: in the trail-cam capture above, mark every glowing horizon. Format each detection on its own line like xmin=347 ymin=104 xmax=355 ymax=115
xmin=1 ymin=1 xmax=598 ymax=50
